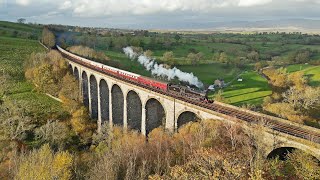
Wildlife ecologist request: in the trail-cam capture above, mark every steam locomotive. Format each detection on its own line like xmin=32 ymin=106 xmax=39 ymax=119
xmin=57 ymin=45 xmax=213 ymax=103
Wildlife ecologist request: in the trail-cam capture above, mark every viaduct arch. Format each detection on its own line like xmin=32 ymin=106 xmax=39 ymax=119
xmin=177 ymin=111 xmax=200 ymax=129
xmin=99 ymin=79 xmax=109 ymax=124
xmin=126 ymin=90 xmax=142 ymax=132
xmin=145 ymin=98 xmax=166 ymax=135
xmin=74 ymin=66 xmax=79 ymax=80
xmin=81 ymin=71 xmax=89 ymax=108
xmin=89 ymin=75 xmax=98 ymax=119
xmin=111 ymin=84 xmax=124 ymax=126
xmin=267 ymin=147 xmax=296 ymax=160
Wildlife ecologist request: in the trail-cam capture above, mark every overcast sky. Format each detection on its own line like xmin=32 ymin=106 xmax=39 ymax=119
xmin=0 ymin=0 xmax=320 ymax=29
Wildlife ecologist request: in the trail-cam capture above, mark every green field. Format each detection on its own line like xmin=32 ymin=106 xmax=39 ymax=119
xmin=105 ymin=50 xmax=245 ymax=84
xmin=105 ymin=50 xmax=152 ymax=77
xmin=0 ymin=21 xmax=42 ymax=39
xmin=286 ymin=64 xmax=320 ymax=86
xmin=217 ymin=71 xmax=271 ymax=105
xmin=0 ymin=36 xmax=64 ymax=122
xmin=152 ymin=42 xmax=248 ymax=59
xmin=304 ymin=66 xmax=320 ymax=86
xmin=177 ymin=63 xmax=243 ymax=84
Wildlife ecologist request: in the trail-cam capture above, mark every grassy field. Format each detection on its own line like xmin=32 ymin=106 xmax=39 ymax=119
xmin=303 ymin=66 xmax=320 ymax=86
xmin=105 ymin=50 xmax=247 ymax=84
xmin=177 ymin=63 xmax=243 ymax=84
xmin=0 ymin=36 xmax=64 ymax=121
xmin=216 ymin=71 xmax=271 ymax=105
xmin=0 ymin=21 xmax=41 ymax=32
xmin=105 ymin=50 xmax=152 ymax=77
xmin=0 ymin=21 xmax=42 ymax=39
xmin=152 ymin=42 xmax=249 ymax=59
xmin=215 ymin=64 xmax=320 ymax=106
xmin=286 ymin=64 xmax=320 ymax=86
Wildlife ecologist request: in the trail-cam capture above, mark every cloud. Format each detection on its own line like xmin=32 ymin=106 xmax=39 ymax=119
xmin=60 ymin=0 xmax=277 ymax=17
xmin=2 ymin=0 xmax=320 ymax=28
xmin=8 ymin=0 xmax=319 ymax=17
xmin=238 ymin=0 xmax=272 ymax=7
xmin=16 ymin=0 xmax=30 ymax=6
xmin=295 ymin=0 xmax=320 ymax=2
xmin=59 ymin=1 xmax=72 ymax=10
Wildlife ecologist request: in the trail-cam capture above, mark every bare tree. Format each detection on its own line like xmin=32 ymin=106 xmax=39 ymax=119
xmin=0 ymin=99 xmax=35 ymax=142
xmin=17 ymin=18 xmax=26 ymax=24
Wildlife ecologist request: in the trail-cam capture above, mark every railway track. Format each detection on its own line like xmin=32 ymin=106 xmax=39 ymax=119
xmin=61 ymin=51 xmax=320 ymax=144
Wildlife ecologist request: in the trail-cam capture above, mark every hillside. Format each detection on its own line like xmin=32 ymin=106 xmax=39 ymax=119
xmin=0 ymin=21 xmax=42 ymax=39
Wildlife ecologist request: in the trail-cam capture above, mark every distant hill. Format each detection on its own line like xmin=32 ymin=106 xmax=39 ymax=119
xmin=150 ymin=19 xmax=320 ymax=34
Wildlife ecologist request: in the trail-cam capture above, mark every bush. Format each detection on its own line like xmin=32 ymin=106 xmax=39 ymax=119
xmin=15 ymin=144 xmax=73 ymax=180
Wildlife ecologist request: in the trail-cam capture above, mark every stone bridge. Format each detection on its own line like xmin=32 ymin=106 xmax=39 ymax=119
xmin=64 ymin=52 xmax=320 ymax=160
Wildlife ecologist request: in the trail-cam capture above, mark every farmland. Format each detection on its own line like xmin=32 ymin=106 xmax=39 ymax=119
xmin=95 ymin=32 xmax=320 ymax=106
xmin=3 ymin=21 xmax=320 ymax=108
xmin=0 ymin=36 xmax=64 ymax=121
xmin=286 ymin=64 xmax=320 ymax=86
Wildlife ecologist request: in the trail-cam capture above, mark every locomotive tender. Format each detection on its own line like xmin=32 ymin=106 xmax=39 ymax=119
xmin=57 ymin=45 xmax=212 ymax=103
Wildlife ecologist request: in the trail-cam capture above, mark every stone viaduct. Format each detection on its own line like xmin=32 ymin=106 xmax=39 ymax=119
xmin=65 ymin=52 xmax=320 ymax=160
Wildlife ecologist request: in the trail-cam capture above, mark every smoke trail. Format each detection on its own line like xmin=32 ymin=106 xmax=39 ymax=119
xmin=123 ymin=47 xmax=204 ymax=88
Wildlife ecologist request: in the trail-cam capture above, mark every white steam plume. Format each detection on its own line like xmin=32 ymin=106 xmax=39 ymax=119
xmin=123 ymin=47 xmax=204 ymax=88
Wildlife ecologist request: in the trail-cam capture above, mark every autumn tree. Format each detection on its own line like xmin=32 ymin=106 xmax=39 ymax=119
xmin=262 ymin=67 xmax=290 ymax=96
xmin=25 ymin=50 xmax=68 ymax=96
xmin=131 ymin=46 xmax=143 ymax=54
xmin=262 ymin=67 xmax=320 ymax=124
xmin=70 ymin=107 xmax=96 ymax=144
xmin=162 ymin=51 xmax=174 ymax=64
xmin=15 ymin=144 xmax=73 ymax=180
xmin=164 ymin=148 xmax=245 ymax=179
xmin=266 ymin=86 xmax=320 ymax=123
xmin=187 ymin=52 xmax=203 ymax=65
xmin=265 ymin=149 xmax=320 ymax=179
xmin=88 ymin=126 xmax=147 ymax=180
xmin=286 ymin=150 xmax=320 ymax=179
xmin=59 ymin=73 xmax=81 ymax=113
xmin=234 ymin=57 xmax=245 ymax=68
xmin=144 ymin=50 xmax=153 ymax=58
xmin=86 ymin=118 xmax=320 ymax=179
xmin=42 ymin=27 xmax=56 ymax=48
xmin=218 ymin=52 xmax=229 ymax=64
xmin=254 ymin=62 xmax=263 ymax=71
xmin=247 ymin=51 xmax=259 ymax=62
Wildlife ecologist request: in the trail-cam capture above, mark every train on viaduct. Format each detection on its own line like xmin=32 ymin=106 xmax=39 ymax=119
xmin=54 ymin=45 xmax=320 ymax=160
